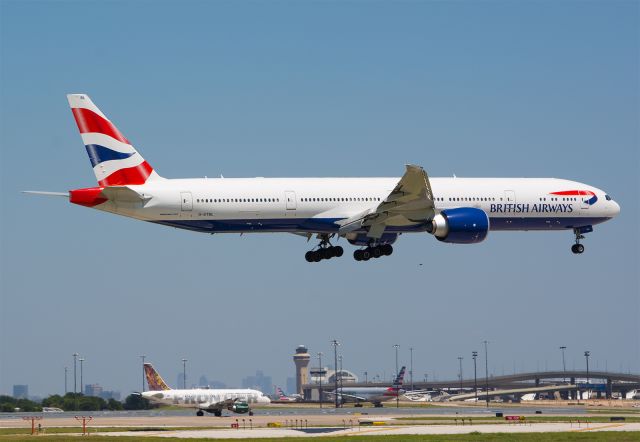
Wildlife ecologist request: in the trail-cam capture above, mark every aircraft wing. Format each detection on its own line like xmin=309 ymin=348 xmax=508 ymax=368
xmin=338 ymin=164 xmax=435 ymax=239
xmin=324 ymin=391 xmax=368 ymax=402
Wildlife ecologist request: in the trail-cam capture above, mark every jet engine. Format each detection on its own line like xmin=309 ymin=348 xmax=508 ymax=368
xmin=427 ymin=208 xmax=489 ymax=244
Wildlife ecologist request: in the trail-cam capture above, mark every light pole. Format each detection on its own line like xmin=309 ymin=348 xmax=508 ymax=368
xmin=472 ymin=351 xmax=478 ymax=403
xmin=584 ymin=351 xmax=590 ymax=400
xmin=140 ymin=355 xmax=146 ymax=392
xmin=331 ymin=340 xmax=339 ymax=408
xmin=364 ymin=371 xmax=368 ymax=383
xmin=182 ymin=358 xmax=188 ymax=389
xmin=483 ymin=341 xmax=489 ymax=407
xmin=73 ymin=353 xmax=79 ymax=411
xmin=457 ymin=357 xmax=464 ymax=392
xmin=393 ymin=344 xmax=400 ymax=408
xmin=409 ymin=347 xmax=414 ymax=392
xmin=338 ymin=355 xmax=343 ymax=396
xmin=559 ymin=346 xmax=567 ymax=382
xmin=79 ymin=358 xmax=85 ymax=395
xmin=317 ymin=352 xmax=323 ymax=408
xmin=64 ymin=367 xmax=68 ymax=395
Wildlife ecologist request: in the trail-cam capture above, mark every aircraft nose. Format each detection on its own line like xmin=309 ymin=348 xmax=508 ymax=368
xmin=611 ymin=200 xmax=621 ymax=217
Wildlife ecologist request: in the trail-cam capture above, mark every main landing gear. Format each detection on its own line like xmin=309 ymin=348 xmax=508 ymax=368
xmin=571 ymin=228 xmax=586 ymax=255
xmin=305 ymin=236 xmax=344 ymax=262
xmin=196 ymin=410 xmax=204 ymax=416
xmin=353 ymin=244 xmax=393 ymax=261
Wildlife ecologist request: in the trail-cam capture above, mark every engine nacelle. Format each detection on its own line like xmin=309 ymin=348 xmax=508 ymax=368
xmin=427 ymin=208 xmax=489 ymax=244
xmin=229 ymin=402 xmax=250 ymax=414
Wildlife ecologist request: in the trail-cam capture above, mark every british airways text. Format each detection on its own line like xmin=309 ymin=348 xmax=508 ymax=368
xmin=490 ymin=203 xmax=574 ymax=213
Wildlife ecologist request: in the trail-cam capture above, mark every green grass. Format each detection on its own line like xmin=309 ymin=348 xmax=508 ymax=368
xmin=0 ymin=432 xmax=639 ymax=441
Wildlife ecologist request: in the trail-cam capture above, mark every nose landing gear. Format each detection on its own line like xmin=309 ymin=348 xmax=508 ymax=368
xmin=571 ymin=227 xmax=591 ymax=254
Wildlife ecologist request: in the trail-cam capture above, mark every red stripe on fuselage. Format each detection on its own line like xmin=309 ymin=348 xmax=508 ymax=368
xmin=98 ymin=161 xmax=153 ymax=186
xmin=71 ymin=107 xmax=131 ymax=144
xmin=550 ymin=190 xmax=595 ymax=196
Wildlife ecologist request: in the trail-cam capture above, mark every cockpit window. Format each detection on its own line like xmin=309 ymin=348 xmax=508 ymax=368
xmin=605 ymin=195 xmax=612 ymax=201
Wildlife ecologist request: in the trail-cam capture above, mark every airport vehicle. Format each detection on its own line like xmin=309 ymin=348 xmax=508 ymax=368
xmin=27 ymin=94 xmax=620 ymax=260
xmin=141 ymin=363 xmax=270 ymax=416
xmin=274 ymin=386 xmax=300 ymax=402
xmin=326 ymin=366 xmax=406 ymax=407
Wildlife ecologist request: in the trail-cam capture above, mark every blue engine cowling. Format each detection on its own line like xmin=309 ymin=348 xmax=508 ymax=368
xmin=427 ymin=208 xmax=489 ymax=244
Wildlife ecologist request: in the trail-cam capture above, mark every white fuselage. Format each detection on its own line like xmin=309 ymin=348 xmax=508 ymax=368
xmin=91 ymin=176 xmax=620 ymax=236
xmin=142 ymin=388 xmax=270 ymax=410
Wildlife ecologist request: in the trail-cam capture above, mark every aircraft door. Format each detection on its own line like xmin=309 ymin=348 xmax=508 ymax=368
xmin=285 ymin=191 xmax=297 ymax=210
xmin=504 ymin=190 xmax=516 ymax=203
xmin=180 ymin=192 xmax=193 ymax=211
xmin=580 ymin=193 xmax=590 ymax=210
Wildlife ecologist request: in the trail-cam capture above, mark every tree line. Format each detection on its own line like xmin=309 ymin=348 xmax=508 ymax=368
xmin=0 ymin=393 xmax=152 ymax=412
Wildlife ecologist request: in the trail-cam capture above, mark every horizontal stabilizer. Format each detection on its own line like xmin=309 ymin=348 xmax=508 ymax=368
xmin=23 ymin=191 xmax=69 ymax=197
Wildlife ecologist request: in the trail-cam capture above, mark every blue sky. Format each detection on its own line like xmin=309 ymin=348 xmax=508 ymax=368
xmin=1 ymin=0 xmax=638 ymax=397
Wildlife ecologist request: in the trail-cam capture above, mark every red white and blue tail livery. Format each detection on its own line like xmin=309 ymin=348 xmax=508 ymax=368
xmin=26 ymin=94 xmax=620 ymax=258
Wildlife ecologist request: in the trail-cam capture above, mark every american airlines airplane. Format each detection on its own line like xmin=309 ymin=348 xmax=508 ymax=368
xmin=141 ymin=363 xmax=270 ymax=416
xmin=27 ymin=94 xmax=620 ymax=260
xmin=326 ymin=366 xmax=406 ymax=407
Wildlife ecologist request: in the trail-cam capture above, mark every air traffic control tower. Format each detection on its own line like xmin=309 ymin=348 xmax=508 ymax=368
xmin=293 ymin=345 xmax=310 ymax=396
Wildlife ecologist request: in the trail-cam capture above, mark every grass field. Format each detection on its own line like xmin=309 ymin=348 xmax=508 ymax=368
xmin=1 ymin=432 xmax=640 ymax=441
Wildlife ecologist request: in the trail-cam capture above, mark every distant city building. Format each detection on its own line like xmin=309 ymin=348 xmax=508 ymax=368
xmin=198 ymin=375 xmax=227 ymax=389
xmin=84 ymin=384 xmax=103 ymax=397
xmin=286 ymin=377 xmax=296 ymax=395
xmin=293 ymin=345 xmax=310 ymax=395
xmin=12 ymin=385 xmax=28 ymax=399
xmin=241 ymin=370 xmax=272 ymax=393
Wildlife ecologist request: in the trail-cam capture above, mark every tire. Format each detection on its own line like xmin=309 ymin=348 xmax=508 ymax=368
xmin=305 ymin=251 xmax=315 ymax=262
xmin=196 ymin=410 xmax=204 ymax=416
xmin=334 ymin=246 xmax=344 ymax=257
xmin=321 ymin=247 xmax=333 ymax=259
xmin=571 ymin=244 xmax=579 ymax=254
xmin=313 ymin=251 xmax=322 ymax=262
xmin=362 ymin=249 xmax=371 ymax=261
xmin=372 ymin=246 xmax=382 ymax=258
xmin=382 ymin=244 xmax=393 ymax=256
xmin=576 ymin=244 xmax=584 ymax=254
xmin=354 ymin=250 xmax=363 ymax=261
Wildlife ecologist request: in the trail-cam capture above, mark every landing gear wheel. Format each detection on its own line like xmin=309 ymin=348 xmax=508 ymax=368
xmin=213 ymin=410 xmax=222 ymax=417
xmin=334 ymin=246 xmax=344 ymax=257
xmin=196 ymin=410 xmax=204 ymax=416
xmin=381 ymin=244 xmax=393 ymax=256
xmin=305 ymin=251 xmax=315 ymax=262
xmin=321 ymin=247 xmax=334 ymax=260
xmin=354 ymin=249 xmax=363 ymax=261
xmin=572 ymin=244 xmax=584 ymax=254
xmin=371 ymin=246 xmax=382 ymax=258
xmin=361 ymin=249 xmax=371 ymax=261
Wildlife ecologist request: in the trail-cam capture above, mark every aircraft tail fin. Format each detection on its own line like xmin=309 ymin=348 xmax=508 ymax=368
xmin=393 ymin=366 xmax=407 ymax=386
xmin=67 ymin=94 xmax=162 ymax=186
xmin=143 ymin=363 xmax=171 ymax=391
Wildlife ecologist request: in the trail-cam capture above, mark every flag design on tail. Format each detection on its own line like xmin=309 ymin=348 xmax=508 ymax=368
xmin=67 ymin=94 xmax=160 ymax=186
xmin=393 ymin=366 xmax=406 ymax=386
xmin=143 ymin=363 xmax=171 ymax=391
xmin=276 ymin=387 xmax=287 ymax=399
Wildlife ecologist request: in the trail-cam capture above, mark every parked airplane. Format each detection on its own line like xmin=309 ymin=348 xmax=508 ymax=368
xmin=26 ymin=94 xmax=620 ymax=260
xmin=326 ymin=366 xmax=406 ymax=407
xmin=273 ymin=386 xmax=300 ymax=402
xmin=141 ymin=363 xmax=270 ymax=416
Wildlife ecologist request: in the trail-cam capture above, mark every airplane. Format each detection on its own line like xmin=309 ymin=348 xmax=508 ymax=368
xmin=273 ymin=386 xmax=300 ymax=402
xmin=141 ymin=363 xmax=270 ymax=416
xmin=26 ymin=94 xmax=620 ymax=260
xmin=325 ymin=366 xmax=406 ymax=407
